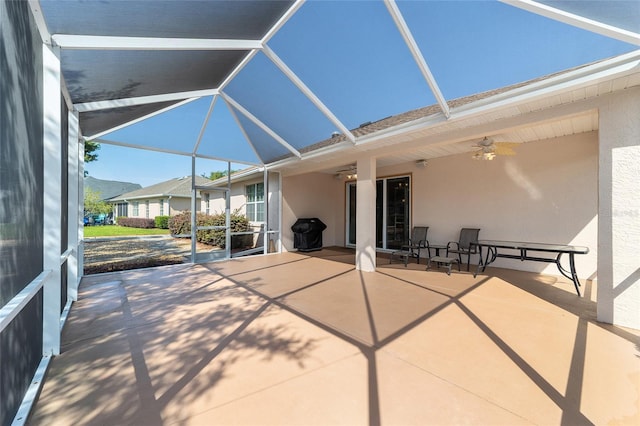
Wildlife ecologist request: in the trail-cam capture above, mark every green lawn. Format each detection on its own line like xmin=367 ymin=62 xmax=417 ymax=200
xmin=83 ymin=225 xmax=170 ymax=238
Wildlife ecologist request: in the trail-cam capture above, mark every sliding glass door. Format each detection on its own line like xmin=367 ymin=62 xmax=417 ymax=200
xmin=346 ymin=175 xmax=410 ymax=250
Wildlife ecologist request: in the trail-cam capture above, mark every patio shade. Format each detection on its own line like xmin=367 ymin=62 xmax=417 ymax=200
xmin=36 ymin=0 xmax=639 ymax=166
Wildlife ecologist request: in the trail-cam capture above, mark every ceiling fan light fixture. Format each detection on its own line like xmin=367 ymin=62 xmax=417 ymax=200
xmin=473 ymin=151 xmax=496 ymax=160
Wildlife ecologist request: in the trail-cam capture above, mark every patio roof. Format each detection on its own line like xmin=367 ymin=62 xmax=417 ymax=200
xmin=32 ymin=0 xmax=640 ymax=168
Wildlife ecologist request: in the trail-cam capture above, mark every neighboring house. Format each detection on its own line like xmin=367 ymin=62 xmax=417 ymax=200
xmin=83 ymin=176 xmax=141 ymax=200
xmin=109 ymin=176 xmax=212 ymax=220
xmin=203 ymin=168 xmax=279 ymax=250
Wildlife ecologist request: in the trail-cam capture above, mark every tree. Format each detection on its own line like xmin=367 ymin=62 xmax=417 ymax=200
xmin=84 ymin=188 xmax=112 ymax=217
xmin=205 ymin=169 xmax=238 ymax=180
xmin=83 ymin=140 xmax=100 ymax=177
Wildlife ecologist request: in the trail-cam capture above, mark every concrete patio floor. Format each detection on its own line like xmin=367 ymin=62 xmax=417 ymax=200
xmin=29 ymin=248 xmax=639 ymax=425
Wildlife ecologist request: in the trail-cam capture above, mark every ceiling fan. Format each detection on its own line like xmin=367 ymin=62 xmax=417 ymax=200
xmin=471 ymin=137 xmax=519 ymax=160
xmin=334 ymin=164 xmax=357 ymax=180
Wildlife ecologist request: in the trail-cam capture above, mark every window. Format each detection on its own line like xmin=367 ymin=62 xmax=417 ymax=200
xmin=159 ymin=199 xmax=164 ymax=216
xmin=145 ymin=200 xmax=150 ymax=218
xmin=246 ymin=182 xmax=264 ymax=222
xmin=132 ymin=201 xmax=139 ymax=216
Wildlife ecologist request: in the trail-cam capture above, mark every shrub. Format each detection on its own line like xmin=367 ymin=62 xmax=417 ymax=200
xmin=117 ymin=217 xmax=155 ymax=228
xmin=154 ymin=215 xmax=170 ymax=229
xmin=168 ymin=210 xmax=250 ymax=248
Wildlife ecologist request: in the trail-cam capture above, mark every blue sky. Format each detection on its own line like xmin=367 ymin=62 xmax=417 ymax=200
xmin=86 ymin=0 xmax=637 ymax=188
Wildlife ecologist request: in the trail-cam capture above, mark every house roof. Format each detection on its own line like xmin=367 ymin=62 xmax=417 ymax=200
xmin=31 ymin=0 xmax=639 ymax=168
xmin=109 ymin=176 xmax=212 ymax=201
xmin=84 ymin=176 xmax=141 ymax=200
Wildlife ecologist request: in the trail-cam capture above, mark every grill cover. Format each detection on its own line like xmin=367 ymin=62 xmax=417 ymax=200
xmin=291 ymin=218 xmax=327 ymax=252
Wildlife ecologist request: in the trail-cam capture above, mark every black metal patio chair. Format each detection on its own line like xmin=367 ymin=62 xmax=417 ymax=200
xmin=390 ymin=226 xmax=429 ymax=266
xmin=446 ymin=228 xmax=480 ymax=271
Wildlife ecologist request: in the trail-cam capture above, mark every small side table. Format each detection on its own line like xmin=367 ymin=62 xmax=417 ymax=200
xmin=428 ymin=244 xmax=447 ymax=257
xmin=427 ymin=256 xmax=460 ymax=275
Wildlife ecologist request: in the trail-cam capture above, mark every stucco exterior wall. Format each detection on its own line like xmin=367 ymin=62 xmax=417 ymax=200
xmin=121 ymin=197 xmax=199 ymax=219
xmin=168 ymin=197 xmax=192 ymax=216
xmin=281 ymin=172 xmax=346 ymax=251
xmin=280 ymin=132 xmax=598 ymax=279
xmin=378 ymin=132 xmax=598 ymax=278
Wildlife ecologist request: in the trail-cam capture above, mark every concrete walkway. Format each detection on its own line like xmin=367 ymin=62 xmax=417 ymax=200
xmin=29 ymin=248 xmax=640 ymax=425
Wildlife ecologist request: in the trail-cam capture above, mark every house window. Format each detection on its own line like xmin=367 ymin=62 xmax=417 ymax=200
xmin=159 ymin=199 xmax=164 ymax=216
xmin=204 ymin=193 xmax=210 ymax=215
xmin=245 ymin=182 xmax=264 ymax=222
xmin=145 ymin=200 xmax=150 ymax=218
xmin=132 ymin=201 xmax=139 ymax=216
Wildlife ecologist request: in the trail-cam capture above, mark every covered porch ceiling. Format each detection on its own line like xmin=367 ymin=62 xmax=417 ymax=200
xmin=32 ymin=0 xmax=640 ymax=174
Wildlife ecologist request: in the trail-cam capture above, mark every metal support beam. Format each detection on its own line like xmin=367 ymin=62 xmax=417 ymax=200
xmin=384 ymin=0 xmax=451 ymax=118
xmin=75 ymin=89 xmax=218 ymax=113
xmin=52 ymin=34 xmax=263 ymax=50
xmin=94 ymin=137 xmax=261 ymax=166
xmin=221 ymin=93 xmax=302 ymax=158
xmin=223 ymin=97 xmax=266 ymax=164
xmin=67 ymin=110 xmax=80 ymax=300
xmin=193 ymin=95 xmax=218 ymax=154
xmin=502 ymin=0 xmax=640 ymax=46
xmin=42 ymin=44 xmax=62 ymax=356
xmin=226 ymin=161 xmax=232 ymax=260
xmin=190 ymin=156 xmax=197 ymax=263
xmin=86 ymin=98 xmax=198 ymax=140
xmin=262 ymin=45 xmax=356 ymax=142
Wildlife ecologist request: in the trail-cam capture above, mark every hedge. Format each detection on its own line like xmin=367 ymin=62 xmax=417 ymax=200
xmin=154 ymin=215 xmax=170 ymax=229
xmin=117 ymin=217 xmax=155 ymax=228
xmin=168 ymin=210 xmax=250 ymax=248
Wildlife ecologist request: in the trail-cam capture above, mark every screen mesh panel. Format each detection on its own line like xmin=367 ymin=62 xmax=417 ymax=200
xmin=0 ymin=0 xmax=44 ymax=307
xmin=79 ymin=100 xmax=183 ymax=138
xmin=0 ymin=291 xmax=43 ymax=426
xmin=0 ymin=3 xmax=45 ymax=424
xmin=41 ymin=0 xmax=294 ymax=39
xmin=62 ymin=50 xmax=247 ymax=104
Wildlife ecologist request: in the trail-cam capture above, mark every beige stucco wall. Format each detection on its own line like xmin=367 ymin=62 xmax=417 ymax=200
xmin=281 ymin=172 xmax=346 ymax=251
xmin=383 ymin=132 xmax=597 ymax=278
xmin=208 ymin=178 xmax=271 ymax=220
xmin=121 ymin=197 xmax=202 ymax=219
xmin=281 ymin=132 xmax=598 ymax=279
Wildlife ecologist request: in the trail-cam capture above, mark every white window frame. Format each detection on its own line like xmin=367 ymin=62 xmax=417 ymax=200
xmin=245 ymin=182 xmax=265 ymax=222
xmin=132 ymin=201 xmax=139 ymax=216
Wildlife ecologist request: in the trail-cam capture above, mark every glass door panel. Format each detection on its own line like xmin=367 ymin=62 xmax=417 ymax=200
xmin=385 ymin=177 xmax=410 ymax=250
xmin=347 ymin=182 xmax=357 ymax=245
xmin=345 ymin=176 xmax=410 ymax=250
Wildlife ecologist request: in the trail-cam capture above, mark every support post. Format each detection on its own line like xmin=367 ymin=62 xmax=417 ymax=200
xmin=356 ymin=157 xmax=377 ymax=272
xmin=263 ymin=167 xmax=268 ymax=254
xmin=67 ymin=110 xmax=79 ymax=300
xmin=597 ymin=88 xmax=640 ymax=329
xmin=226 ymin=161 xmax=231 ymax=259
xmin=190 ymin=155 xmax=196 ymax=263
xmin=77 ymin=139 xmax=84 ymax=279
xmin=42 ymin=44 xmax=62 ymax=355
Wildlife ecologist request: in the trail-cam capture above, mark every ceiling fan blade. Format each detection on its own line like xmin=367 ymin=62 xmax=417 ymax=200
xmin=493 ymin=141 xmax=519 ymax=156
xmin=494 ymin=146 xmax=516 ymax=156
